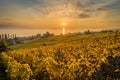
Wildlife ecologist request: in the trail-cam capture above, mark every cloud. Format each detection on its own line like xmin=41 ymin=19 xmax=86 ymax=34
xmin=0 ymin=17 xmax=59 ymax=29
xmin=78 ymin=14 xmax=90 ymax=18
xmin=0 ymin=22 xmax=18 ymax=29
xmin=0 ymin=0 xmax=114 ymax=20
xmin=33 ymin=1 xmax=85 ymax=19
xmin=0 ymin=18 xmax=25 ymax=29
xmin=32 ymin=0 xmax=119 ymax=19
xmin=2 ymin=18 xmax=13 ymax=21
xmin=96 ymin=8 xmax=110 ymax=11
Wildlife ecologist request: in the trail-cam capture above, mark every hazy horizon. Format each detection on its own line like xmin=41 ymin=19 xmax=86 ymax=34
xmin=0 ymin=27 xmax=119 ymax=37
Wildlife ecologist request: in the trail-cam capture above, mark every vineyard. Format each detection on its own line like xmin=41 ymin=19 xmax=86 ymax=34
xmin=0 ymin=32 xmax=120 ymax=80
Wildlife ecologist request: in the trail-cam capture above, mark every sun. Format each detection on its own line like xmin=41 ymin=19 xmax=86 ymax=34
xmin=62 ymin=22 xmax=66 ymax=26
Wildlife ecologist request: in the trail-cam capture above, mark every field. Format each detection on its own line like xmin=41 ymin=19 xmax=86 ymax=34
xmin=9 ymin=32 xmax=115 ymax=49
xmin=0 ymin=32 xmax=120 ymax=80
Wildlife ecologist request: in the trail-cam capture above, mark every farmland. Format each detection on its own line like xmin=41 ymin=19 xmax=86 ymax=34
xmin=0 ymin=32 xmax=120 ymax=80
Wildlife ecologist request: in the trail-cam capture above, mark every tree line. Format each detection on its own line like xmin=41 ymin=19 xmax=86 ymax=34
xmin=0 ymin=34 xmax=17 ymax=40
xmin=0 ymin=34 xmax=17 ymax=53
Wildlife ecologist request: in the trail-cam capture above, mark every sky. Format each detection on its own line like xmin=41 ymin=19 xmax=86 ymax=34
xmin=0 ymin=0 xmax=120 ymax=36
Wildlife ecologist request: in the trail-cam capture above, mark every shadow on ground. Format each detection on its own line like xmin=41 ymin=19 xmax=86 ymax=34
xmin=93 ymin=56 xmax=120 ymax=80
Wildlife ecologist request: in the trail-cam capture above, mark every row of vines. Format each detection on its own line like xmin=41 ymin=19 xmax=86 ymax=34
xmin=0 ymin=33 xmax=120 ymax=80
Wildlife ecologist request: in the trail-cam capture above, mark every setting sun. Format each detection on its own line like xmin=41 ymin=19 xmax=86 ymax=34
xmin=62 ymin=22 xmax=66 ymax=26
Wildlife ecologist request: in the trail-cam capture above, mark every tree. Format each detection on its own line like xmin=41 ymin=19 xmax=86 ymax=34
xmin=12 ymin=34 xmax=14 ymax=39
xmin=5 ymin=34 xmax=8 ymax=40
xmin=7 ymin=34 xmax=10 ymax=39
xmin=0 ymin=34 xmax=1 ymax=40
xmin=36 ymin=34 xmax=41 ymax=38
xmin=2 ymin=34 xmax=4 ymax=39
xmin=14 ymin=34 xmax=17 ymax=39
xmin=84 ymin=30 xmax=91 ymax=34
xmin=0 ymin=39 xmax=8 ymax=53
